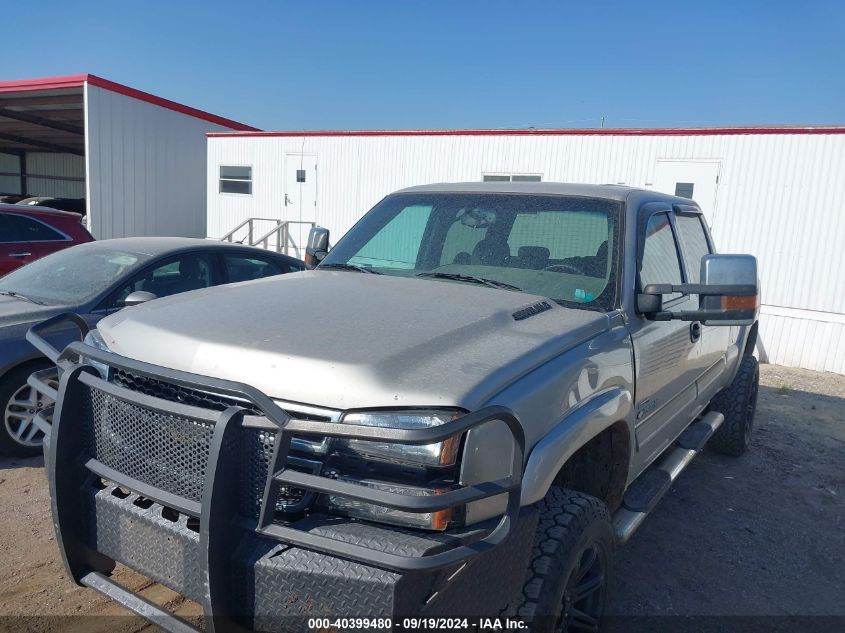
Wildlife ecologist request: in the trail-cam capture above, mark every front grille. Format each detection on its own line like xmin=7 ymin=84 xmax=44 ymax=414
xmin=84 ymin=387 xmax=214 ymax=503
xmin=84 ymin=372 xmax=331 ymax=517
xmin=113 ymin=369 xmax=258 ymax=414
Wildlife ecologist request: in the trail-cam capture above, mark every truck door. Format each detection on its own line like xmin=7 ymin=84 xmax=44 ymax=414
xmin=672 ymin=208 xmax=732 ymax=404
xmin=628 ymin=210 xmax=701 ymax=471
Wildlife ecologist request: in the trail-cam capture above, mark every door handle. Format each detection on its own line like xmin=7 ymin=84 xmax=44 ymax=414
xmin=690 ymin=321 xmax=702 ymax=343
xmin=9 ymin=252 xmax=31 ymax=258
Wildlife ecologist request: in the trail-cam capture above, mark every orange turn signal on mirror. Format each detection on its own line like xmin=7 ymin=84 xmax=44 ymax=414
xmin=721 ymin=295 xmax=759 ymax=310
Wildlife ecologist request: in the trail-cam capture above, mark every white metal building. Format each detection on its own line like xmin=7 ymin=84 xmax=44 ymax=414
xmin=0 ymin=74 xmax=257 ymax=239
xmin=206 ymin=127 xmax=845 ymax=374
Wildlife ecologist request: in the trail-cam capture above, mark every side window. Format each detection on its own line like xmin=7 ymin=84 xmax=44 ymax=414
xmin=0 ymin=214 xmax=16 ymax=243
xmin=223 ymin=255 xmax=283 ymax=283
xmin=349 ymin=204 xmax=432 ymax=269
xmin=640 ymin=213 xmax=683 ymax=301
xmin=109 ymin=253 xmax=213 ymax=308
xmin=219 ymin=166 xmax=252 ymax=195
xmin=674 ymin=214 xmax=711 ymax=284
xmin=0 ymin=213 xmax=65 ymax=242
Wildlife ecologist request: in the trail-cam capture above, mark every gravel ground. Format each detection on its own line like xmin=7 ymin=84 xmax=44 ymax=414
xmin=0 ymin=364 xmax=842 ymax=632
xmin=609 ymin=364 xmax=845 ymax=628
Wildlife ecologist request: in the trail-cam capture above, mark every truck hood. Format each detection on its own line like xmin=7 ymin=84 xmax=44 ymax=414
xmin=98 ymin=271 xmax=609 ymax=410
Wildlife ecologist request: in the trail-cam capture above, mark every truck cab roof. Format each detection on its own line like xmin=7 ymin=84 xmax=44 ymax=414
xmin=394 ymin=181 xmax=704 ymax=213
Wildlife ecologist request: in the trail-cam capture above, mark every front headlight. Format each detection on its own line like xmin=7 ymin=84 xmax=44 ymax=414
xmin=84 ymin=328 xmax=109 ymax=350
xmin=315 ymin=409 xmax=466 ymax=530
xmin=337 ymin=410 xmax=463 ymax=466
xmin=83 ymin=329 xmax=111 ymax=377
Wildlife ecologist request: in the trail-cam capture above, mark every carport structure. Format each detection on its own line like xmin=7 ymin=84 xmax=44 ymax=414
xmin=0 ymin=74 xmax=257 ymax=239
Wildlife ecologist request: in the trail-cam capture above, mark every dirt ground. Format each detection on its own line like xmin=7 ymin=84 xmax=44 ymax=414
xmin=0 ymin=364 xmax=843 ymax=632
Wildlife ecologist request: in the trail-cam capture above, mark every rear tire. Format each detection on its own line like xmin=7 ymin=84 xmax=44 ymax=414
xmin=0 ymin=362 xmax=54 ymax=457
xmin=708 ymin=354 xmax=760 ymax=457
xmin=507 ymin=487 xmax=614 ymax=632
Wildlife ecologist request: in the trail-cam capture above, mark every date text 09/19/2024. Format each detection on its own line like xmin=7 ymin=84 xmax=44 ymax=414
xmin=307 ymin=618 xmax=528 ymax=630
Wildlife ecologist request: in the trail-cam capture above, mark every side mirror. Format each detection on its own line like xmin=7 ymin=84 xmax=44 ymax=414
xmin=123 ymin=290 xmax=158 ymax=307
xmin=639 ymin=254 xmax=759 ymax=326
xmin=304 ymin=226 xmax=330 ymax=269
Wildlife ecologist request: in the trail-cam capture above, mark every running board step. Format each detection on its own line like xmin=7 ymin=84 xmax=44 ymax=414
xmin=613 ymin=411 xmax=724 ymax=544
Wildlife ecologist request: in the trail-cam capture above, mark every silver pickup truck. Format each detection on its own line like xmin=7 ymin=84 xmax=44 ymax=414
xmin=28 ymin=182 xmax=759 ymax=632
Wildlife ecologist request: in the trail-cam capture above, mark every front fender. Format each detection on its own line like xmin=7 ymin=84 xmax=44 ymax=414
xmin=520 ymin=387 xmax=634 ymax=506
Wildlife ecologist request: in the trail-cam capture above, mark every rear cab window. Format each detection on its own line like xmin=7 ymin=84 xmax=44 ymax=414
xmin=673 ymin=213 xmax=712 ymax=283
xmin=673 ymin=212 xmax=713 ymax=308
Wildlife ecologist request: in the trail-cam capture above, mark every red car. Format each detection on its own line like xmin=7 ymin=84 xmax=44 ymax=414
xmin=0 ymin=204 xmax=93 ymax=275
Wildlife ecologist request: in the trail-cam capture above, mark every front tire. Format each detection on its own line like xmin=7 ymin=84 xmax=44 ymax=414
xmin=508 ymin=487 xmax=614 ymax=632
xmin=708 ymin=354 xmax=760 ymax=457
xmin=0 ymin=363 xmax=55 ymax=457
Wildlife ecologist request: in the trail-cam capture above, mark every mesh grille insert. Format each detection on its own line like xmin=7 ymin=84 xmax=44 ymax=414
xmin=84 ymin=387 xmax=213 ymax=503
xmin=83 ymin=374 xmax=328 ymax=516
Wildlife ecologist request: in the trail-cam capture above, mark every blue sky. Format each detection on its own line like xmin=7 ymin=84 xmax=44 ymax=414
xmin=4 ymin=1 xmax=843 ymax=130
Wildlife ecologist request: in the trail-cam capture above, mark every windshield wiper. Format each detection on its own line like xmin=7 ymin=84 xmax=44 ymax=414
xmin=318 ymin=263 xmax=383 ymax=275
xmin=415 ymin=272 xmax=522 ymax=292
xmin=0 ymin=290 xmax=46 ymax=305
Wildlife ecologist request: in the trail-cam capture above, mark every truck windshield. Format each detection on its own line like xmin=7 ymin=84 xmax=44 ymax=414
xmin=321 ymin=193 xmax=621 ymax=310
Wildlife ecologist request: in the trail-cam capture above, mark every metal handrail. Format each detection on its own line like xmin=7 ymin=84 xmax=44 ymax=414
xmin=219 ymin=217 xmax=315 ymax=257
xmin=219 ymin=217 xmax=279 ymax=244
xmin=252 ymin=220 xmax=315 ymax=258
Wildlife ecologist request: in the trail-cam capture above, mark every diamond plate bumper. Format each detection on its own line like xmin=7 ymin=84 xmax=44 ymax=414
xmin=29 ymin=314 xmax=534 ymax=632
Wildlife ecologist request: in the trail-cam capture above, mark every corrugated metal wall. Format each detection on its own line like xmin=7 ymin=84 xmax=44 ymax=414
xmin=25 ymin=152 xmax=85 ymax=197
xmin=86 ymin=84 xmax=232 ymax=239
xmin=0 ymin=152 xmax=84 ymax=197
xmin=0 ymin=152 xmax=18 ymax=193
xmin=207 ymin=132 xmax=845 ymax=374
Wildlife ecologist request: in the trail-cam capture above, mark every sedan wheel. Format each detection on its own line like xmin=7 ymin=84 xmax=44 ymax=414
xmin=2 ymin=371 xmax=57 ymax=454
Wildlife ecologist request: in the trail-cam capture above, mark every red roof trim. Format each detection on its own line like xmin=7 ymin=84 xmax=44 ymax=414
xmin=207 ymin=125 xmax=845 ymax=138
xmin=0 ymin=74 xmax=87 ymax=93
xmin=85 ymin=75 xmax=259 ymax=131
xmin=0 ymin=74 xmax=258 ymax=131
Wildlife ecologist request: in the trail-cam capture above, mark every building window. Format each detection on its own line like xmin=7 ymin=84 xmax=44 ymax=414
xmin=296 ymin=169 xmax=306 ymax=183
xmin=219 ymin=166 xmax=252 ymax=195
xmin=483 ymin=173 xmax=542 ymax=182
xmin=674 ymin=182 xmax=694 ymax=199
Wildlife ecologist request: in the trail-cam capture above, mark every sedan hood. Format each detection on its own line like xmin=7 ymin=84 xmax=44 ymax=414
xmin=98 ymin=271 xmax=609 ymax=410
xmin=0 ymin=294 xmax=63 ymax=329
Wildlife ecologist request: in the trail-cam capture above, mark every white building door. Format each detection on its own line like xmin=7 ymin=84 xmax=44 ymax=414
xmin=284 ymin=154 xmax=318 ymax=256
xmin=654 ymin=159 xmax=721 ymax=226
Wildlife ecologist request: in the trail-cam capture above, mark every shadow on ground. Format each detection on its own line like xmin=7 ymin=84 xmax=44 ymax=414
xmin=0 ymin=454 xmax=44 ymax=471
xmin=608 ymin=369 xmax=845 ymax=619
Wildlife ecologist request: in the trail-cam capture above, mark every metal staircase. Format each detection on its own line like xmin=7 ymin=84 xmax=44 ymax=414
xmin=219 ymin=218 xmax=315 ymax=259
